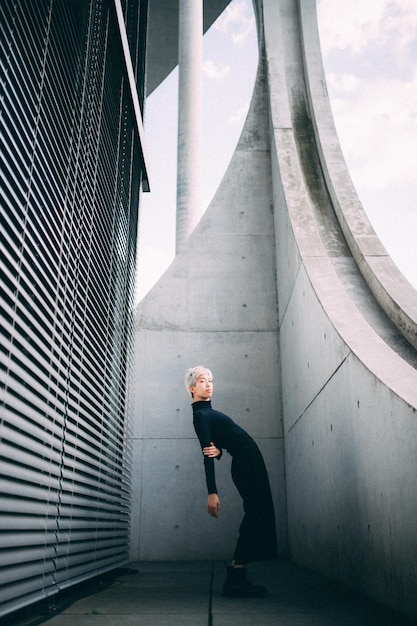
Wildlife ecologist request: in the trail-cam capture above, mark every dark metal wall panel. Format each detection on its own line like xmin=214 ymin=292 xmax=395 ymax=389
xmin=0 ymin=0 xmax=147 ymax=618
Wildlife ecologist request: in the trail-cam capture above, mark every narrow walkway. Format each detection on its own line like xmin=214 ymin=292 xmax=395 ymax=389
xmin=31 ymin=561 xmax=415 ymax=625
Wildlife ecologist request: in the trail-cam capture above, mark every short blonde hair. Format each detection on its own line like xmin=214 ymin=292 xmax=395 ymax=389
xmin=184 ymin=365 xmax=213 ymax=397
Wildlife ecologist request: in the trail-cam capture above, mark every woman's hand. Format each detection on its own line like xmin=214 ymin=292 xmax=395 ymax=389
xmin=207 ymin=493 xmax=220 ymax=518
xmin=203 ymin=441 xmax=221 ymax=458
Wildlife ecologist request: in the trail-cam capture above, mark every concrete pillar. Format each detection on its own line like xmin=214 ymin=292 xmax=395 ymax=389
xmin=176 ymin=0 xmax=203 ymax=254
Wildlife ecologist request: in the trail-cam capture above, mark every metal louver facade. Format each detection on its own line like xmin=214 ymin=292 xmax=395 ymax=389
xmin=0 ymin=0 xmax=148 ymax=618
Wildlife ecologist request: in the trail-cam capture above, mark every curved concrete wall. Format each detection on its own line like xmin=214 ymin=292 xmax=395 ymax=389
xmin=134 ymin=0 xmax=417 ymax=619
xmin=263 ymin=0 xmax=417 ymax=618
xmin=299 ymin=1 xmax=417 ymax=351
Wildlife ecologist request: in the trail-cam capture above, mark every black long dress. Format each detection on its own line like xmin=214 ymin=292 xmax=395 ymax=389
xmin=192 ymin=400 xmax=278 ymax=564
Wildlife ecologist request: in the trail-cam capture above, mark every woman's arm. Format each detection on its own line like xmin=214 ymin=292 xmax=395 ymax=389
xmin=193 ymin=414 xmax=218 ymax=494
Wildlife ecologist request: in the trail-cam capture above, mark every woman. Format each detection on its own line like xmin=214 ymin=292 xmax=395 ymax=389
xmin=185 ymin=365 xmax=278 ymax=597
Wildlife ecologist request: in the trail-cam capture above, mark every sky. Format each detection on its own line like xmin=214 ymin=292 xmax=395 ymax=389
xmin=317 ymin=0 xmax=417 ymax=289
xmin=136 ymin=0 xmax=417 ymax=302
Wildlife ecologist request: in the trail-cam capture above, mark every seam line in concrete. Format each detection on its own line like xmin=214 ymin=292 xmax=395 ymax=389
xmin=287 ymin=353 xmax=350 ymax=434
xmin=208 ymin=562 xmax=214 ymax=626
xmin=278 ymin=264 xmax=302 ymax=330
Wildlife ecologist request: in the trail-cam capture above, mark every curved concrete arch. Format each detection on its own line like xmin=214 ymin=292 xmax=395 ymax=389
xmin=267 ymin=0 xmax=417 ymax=357
xmin=299 ymin=0 xmax=417 ymax=351
xmin=133 ymin=1 xmax=417 ymax=620
xmin=260 ymin=2 xmax=417 ymax=616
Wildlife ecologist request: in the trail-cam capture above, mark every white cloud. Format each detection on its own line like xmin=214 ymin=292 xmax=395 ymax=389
xmin=215 ymin=0 xmax=255 ymax=45
xmin=329 ymin=76 xmax=417 ymax=189
xmin=327 ymin=70 xmax=417 ymax=192
xmin=317 ymin=0 xmax=417 ymax=191
xmin=228 ymin=105 xmax=248 ymax=126
xmin=317 ymin=0 xmax=417 ymax=57
xmin=203 ymin=59 xmax=230 ymax=81
xmin=317 ymin=0 xmax=385 ymax=54
xmin=318 ymin=0 xmax=417 ymax=287
xmin=384 ymin=0 xmax=417 ymax=53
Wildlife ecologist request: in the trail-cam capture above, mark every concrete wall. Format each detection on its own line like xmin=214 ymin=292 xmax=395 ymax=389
xmin=133 ymin=0 xmax=417 ymax=619
xmin=263 ymin=0 xmax=417 ymax=618
xmin=131 ymin=54 xmax=288 ymax=562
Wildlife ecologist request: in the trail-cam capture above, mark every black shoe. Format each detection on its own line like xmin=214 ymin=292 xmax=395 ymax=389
xmin=222 ymin=565 xmax=267 ymax=598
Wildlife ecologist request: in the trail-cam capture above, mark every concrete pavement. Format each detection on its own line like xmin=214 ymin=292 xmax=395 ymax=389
xmin=32 ymin=561 xmax=415 ymax=626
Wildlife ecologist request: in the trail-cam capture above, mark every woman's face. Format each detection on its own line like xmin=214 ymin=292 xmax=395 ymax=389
xmin=190 ymin=373 xmax=213 ymax=402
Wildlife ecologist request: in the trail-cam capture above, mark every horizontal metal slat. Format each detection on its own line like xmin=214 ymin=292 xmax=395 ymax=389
xmin=0 ymin=445 xmax=61 ymax=478
xmin=0 ymin=515 xmax=58 ymax=532
xmin=0 ymin=531 xmax=57 ymax=550
xmin=0 ymin=578 xmax=56 ymax=615
xmin=0 ymin=0 xmax=142 ymax=618
xmin=53 ymin=554 xmax=129 ymax=588
xmin=0 ymin=548 xmax=56 ymax=574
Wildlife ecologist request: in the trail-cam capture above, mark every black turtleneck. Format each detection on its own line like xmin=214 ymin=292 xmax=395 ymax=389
xmin=192 ymin=400 xmax=254 ymax=494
